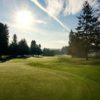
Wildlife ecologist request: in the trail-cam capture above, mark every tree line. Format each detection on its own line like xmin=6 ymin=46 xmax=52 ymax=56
xmin=0 ymin=26 xmax=42 ymax=58
xmin=68 ymin=1 xmax=100 ymax=60
xmin=9 ymin=35 xmax=42 ymax=57
xmin=0 ymin=23 xmax=67 ymax=59
xmin=43 ymin=46 xmax=68 ymax=56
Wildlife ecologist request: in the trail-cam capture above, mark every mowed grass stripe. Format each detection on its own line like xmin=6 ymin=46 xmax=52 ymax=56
xmin=0 ymin=63 xmax=91 ymax=100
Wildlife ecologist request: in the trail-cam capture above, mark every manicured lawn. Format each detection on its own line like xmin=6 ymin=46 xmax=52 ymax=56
xmin=0 ymin=56 xmax=100 ymax=100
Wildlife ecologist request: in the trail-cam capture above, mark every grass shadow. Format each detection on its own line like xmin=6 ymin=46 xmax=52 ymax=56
xmin=0 ymin=55 xmax=30 ymax=63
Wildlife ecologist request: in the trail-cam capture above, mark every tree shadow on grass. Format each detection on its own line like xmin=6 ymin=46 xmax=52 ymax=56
xmin=0 ymin=55 xmax=30 ymax=63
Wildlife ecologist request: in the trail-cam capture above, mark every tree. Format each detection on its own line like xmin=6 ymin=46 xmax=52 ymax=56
xmin=18 ymin=39 xmax=29 ymax=56
xmin=30 ymin=40 xmax=42 ymax=56
xmin=9 ymin=34 xmax=18 ymax=56
xmin=30 ymin=40 xmax=37 ymax=56
xmin=69 ymin=29 xmax=88 ymax=57
xmin=35 ymin=44 xmax=42 ymax=56
xmin=0 ymin=22 xmax=9 ymax=58
xmin=69 ymin=30 xmax=80 ymax=57
xmin=75 ymin=1 xmax=98 ymax=60
xmin=43 ymin=48 xmax=54 ymax=56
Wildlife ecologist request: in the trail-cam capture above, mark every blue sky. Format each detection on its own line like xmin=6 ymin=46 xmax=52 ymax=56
xmin=0 ymin=0 xmax=97 ymax=49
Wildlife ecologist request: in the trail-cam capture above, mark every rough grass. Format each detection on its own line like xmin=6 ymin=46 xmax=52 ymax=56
xmin=0 ymin=56 xmax=100 ymax=100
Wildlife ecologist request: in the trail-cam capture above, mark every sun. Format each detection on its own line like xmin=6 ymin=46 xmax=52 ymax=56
xmin=15 ymin=10 xmax=33 ymax=28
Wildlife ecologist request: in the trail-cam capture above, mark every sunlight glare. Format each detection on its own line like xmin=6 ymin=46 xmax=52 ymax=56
xmin=15 ymin=10 xmax=33 ymax=28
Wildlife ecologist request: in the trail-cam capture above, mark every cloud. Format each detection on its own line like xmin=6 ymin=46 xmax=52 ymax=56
xmin=43 ymin=0 xmax=84 ymax=15
xmin=31 ymin=0 xmax=70 ymax=32
xmin=45 ymin=0 xmax=65 ymax=17
xmin=33 ymin=19 xmax=47 ymax=24
xmin=64 ymin=0 xmax=97 ymax=15
xmin=64 ymin=0 xmax=84 ymax=15
xmin=94 ymin=0 xmax=100 ymax=16
xmin=31 ymin=0 xmax=98 ymax=31
xmin=36 ymin=0 xmax=97 ymax=15
xmin=44 ymin=40 xmax=68 ymax=48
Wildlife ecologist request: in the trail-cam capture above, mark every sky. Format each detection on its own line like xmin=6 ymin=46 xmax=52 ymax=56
xmin=0 ymin=0 xmax=98 ymax=49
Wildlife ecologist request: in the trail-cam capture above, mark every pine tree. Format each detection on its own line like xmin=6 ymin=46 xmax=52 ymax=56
xmin=30 ymin=40 xmax=37 ymax=56
xmin=36 ymin=44 xmax=42 ymax=56
xmin=18 ymin=39 xmax=29 ymax=56
xmin=0 ymin=22 xmax=9 ymax=58
xmin=76 ymin=1 xmax=97 ymax=60
xmin=69 ymin=30 xmax=76 ymax=56
xmin=9 ymin=34 xmax=18 ymax=56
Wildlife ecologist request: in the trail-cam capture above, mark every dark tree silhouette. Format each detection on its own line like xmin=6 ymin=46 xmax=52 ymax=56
xmin=30 ymin=40 xmax=42 ymax=56
xmin=9 ymin=34 xmax=18 ymax=56
xmin=0 ymin=22 xmax=9 ymax=58
xmin=18 ymin=39 xmax=29 ymax=56
xmin=30 ymin=40 xmax=37 ymax=56
xmin=35 ymin=44 xmax=42 ymax=56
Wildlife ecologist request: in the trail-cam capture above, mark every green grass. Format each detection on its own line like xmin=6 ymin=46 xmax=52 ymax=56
xmin=0 ymin=56 xmax=100 ymax=100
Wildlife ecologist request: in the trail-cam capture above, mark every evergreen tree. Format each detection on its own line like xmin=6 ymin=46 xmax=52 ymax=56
xmin=69 ymin=30 xmax=78 ymax=56
xmin=75 ymin=1 xmax=98 ymax=59
xmin=30 ymin=40 xmax=37 ymax=56
xmin=0 ymin=22 xmax=9 ymax=57
xmin=9 ymin=34 xmax=18 ymax=56
xmin=18 ymin=39 xmax=29 ymax=56
xmin=36 ymin=44 xmax=42 ymax=56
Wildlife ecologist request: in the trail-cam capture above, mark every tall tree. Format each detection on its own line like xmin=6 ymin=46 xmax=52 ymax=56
xmin=18 ymin=39 xmax=29 ymax=56
xmin=30 ymin=40 xmax=37 ymax=56
xmin=9 ymin=34 xmax=18 ymax=56
xmin=76 ymin=1 xmax=98 ymax=60
xmin=0 ymin=22 xmax=9 ymax=57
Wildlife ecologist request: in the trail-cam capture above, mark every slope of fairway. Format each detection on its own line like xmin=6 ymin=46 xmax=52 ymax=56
xmin=0 ymin=56 xmax=100 ymax=100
